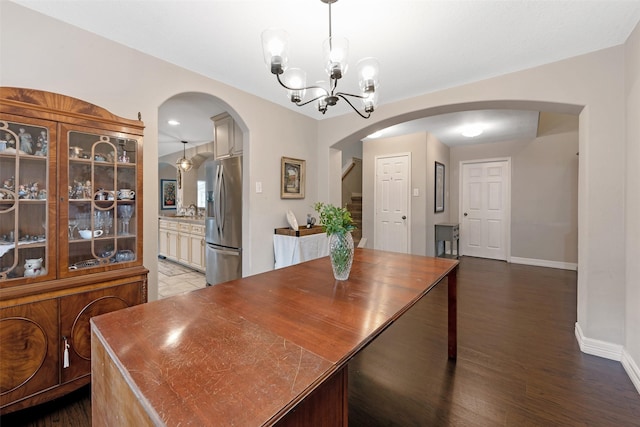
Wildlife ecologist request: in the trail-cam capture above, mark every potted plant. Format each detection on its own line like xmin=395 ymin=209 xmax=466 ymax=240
xmin=314 ymin=202 xmax=356 ymax=280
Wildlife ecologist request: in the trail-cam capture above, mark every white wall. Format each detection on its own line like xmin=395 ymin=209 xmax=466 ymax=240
xmin=0 ymin=2 xmax=318 ymax=300
xmin=624 ymin=20 xmax=640 ymax=391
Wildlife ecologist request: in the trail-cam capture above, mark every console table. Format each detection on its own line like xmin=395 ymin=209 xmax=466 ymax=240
xmin=91 ymin=248 xmax=458 ymax=426
xmin=273 ymin=233 xmax=329 ymax=268
xmin=435 ymin=223 xmax=460 ymax=259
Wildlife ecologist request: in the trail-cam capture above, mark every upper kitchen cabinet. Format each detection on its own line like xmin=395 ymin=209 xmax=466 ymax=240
xmin=212 ymin=112 xmax=242 ymax=159
xmin=0 ymin=88 xmax=148 ymax=414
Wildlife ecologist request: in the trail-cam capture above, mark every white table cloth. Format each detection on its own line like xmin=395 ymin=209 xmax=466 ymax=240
xmin=273 ymin=233 xmax=329 ymax=269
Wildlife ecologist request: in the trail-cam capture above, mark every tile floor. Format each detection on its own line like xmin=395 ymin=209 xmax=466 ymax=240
xmin=157 ymin=257 xmax=207 ymax=299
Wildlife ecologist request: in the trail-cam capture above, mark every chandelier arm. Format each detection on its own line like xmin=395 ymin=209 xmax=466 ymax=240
xmin=294 ymin=94 xmax=329 ymax=107
xmin=337 ymin=94 xmax=371 ymax=119
xmin=276 ymin=73 xmax=329 ymax=97
xmin=335 ymin=91 xmax=370 ymax=100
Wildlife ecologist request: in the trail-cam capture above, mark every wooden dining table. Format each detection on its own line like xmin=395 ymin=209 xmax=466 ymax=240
xmin=91 ymin=248 xmax=458 ymax=426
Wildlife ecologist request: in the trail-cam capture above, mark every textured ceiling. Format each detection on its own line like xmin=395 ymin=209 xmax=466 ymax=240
xmin=11 ymin=0 xmax=640 ymax=155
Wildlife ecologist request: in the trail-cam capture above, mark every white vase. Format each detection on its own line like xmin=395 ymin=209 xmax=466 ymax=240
xmin=329 ymin=231 xmax=354 ymax=280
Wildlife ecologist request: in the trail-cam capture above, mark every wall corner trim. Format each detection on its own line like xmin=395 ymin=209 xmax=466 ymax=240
xmin=575 ymin=322 xmax=623 ymax=361
xmin=621 ymin=348 xmax=640 ymax=395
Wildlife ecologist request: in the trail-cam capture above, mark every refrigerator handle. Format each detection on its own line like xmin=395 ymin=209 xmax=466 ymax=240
xmin=217 ymin=164 xmax=225 ymax=232
xmin=208 ymin=245 xmax=241 ymax=256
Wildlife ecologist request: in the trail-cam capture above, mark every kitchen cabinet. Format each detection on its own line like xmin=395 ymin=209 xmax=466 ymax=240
xmin=159 ymin=219 xmax=178 ymax=262
xmin=0 ymin=88 xmax=148 ymax=414
xmin=188 ymin=224 xmax=205 ymax=271
xmin=212 ymin=112 xmax=242 ymax=159
xmin=158 ymin=218 xmax=205 ymax=272
xmin=178 ymin=223 xmax=191 ymax=265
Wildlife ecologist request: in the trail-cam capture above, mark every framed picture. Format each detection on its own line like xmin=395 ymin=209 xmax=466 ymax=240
xmin=281 ymin=157 xmax=305 ymax=199
xmin=434 ymin=161 xmax=445 ymax=213
xmin=161 ymin=179 xmax=177 ymax=210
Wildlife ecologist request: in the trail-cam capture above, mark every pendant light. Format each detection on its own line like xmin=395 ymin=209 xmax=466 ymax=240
xmin=176 ymin=140 xmax=193 ymax=172
xmin=262 ymin=0 xmax=380 ymax=119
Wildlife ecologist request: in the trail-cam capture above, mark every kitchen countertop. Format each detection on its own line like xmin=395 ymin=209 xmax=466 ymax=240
xmin=158 ymin=215 xmax=205 ymax=224
xmin=91 ymin=248 xmax=458 ymax=426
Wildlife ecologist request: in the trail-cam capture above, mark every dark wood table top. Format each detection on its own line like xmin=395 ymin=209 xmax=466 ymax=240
xmin=91 ymin=248 xmax=458 ymax=426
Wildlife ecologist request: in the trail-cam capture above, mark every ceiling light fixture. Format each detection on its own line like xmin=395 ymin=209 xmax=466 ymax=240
xmin=176 ymin=140 xmax=193 ymax=172
xmin=167 ymin=119 xmax=181 ymax=126
xmin=461 ymin=124 xmax=484 ymax=137
xmin=261 ymin=0 xmax=380 ymax=119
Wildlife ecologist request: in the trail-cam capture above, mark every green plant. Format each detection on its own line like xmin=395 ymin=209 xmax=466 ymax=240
xmin=313 ymin=202 xmax=356 ymax=236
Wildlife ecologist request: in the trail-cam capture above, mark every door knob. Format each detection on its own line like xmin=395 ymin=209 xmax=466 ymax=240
xmin=464 ymin=212 xmax=468 ymax=217
xmin=402 ymin=215 xmax=407 ymax=220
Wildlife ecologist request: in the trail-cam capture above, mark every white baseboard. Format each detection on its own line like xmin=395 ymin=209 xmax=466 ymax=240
xmin=575 ymin=322 xmax=640 ymax=395
xmin=622 ymin=348 xmax=640 ymax=394
xmin=574 ymin=322 xmax=623 ymax=361
xmin=510 ymin=256 xmax=577 ymax=271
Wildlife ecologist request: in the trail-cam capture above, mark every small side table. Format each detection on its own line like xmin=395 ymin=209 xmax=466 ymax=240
xmin=435 ymin=223 xmax=459 ymax=259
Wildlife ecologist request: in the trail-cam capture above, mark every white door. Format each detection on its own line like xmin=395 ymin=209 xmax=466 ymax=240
xmin=374 ymin=154 xmax=410 ymax=253
xmin=460 ymin=160 xmax=510 ymax=260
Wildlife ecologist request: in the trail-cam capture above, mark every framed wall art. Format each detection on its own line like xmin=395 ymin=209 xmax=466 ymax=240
xmin=434 ymin=161 xmax=445 ymax=213
xmin=281 ymin=157 xmax=305 ymax=199
xmin=161 ymin=179 xmax=177 ymax=210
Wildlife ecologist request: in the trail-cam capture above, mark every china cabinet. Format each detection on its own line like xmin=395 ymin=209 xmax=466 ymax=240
xmin=0 ymin=88 xmax=148 ymax=414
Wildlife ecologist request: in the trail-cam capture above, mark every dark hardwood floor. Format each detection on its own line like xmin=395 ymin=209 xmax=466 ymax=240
xmin=2 ymin=257 xmax=639 ymax=426
xmin=349 ymin=256 xmax=640 ymax=426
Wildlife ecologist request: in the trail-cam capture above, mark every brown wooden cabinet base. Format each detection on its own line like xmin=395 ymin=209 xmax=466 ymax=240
xmin=1 ymin=268 xmax=147 ymax=415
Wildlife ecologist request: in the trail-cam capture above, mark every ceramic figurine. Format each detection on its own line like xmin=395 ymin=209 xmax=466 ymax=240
xmin=18 ymin=128 xmax=33 ymax=154
xmin=4 ymin=133 xmax=15 ymax=149
xmin=35 ymin=130 xmax=48 ymax=156
xmin=24 ymin=258 xmax=47 ymax=277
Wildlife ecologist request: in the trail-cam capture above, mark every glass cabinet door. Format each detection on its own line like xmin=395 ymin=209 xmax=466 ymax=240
xmin=0 ymin=117 xmax=56 ymax=283
xmin=60 ymin=124 xmax=140 ymax=276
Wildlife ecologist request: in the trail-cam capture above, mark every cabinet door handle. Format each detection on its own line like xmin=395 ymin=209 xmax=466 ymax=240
xmin=62 ymin=336 xmax=70 ymax=368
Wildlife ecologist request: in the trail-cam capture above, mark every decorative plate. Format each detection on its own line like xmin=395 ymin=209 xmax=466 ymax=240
xmin=286 ymin=210 xmax=298 ymax=231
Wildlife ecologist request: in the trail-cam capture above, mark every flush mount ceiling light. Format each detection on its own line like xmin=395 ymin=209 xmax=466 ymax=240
xmin=167 ymin=119 xmax=181 ymax=126
xmin=261 ymin=0 xmax=380 ymax=119
xmin=460 ymin=124 xmax=484 ymax=138
xmin=176 ymin=140 xmax=193 ymax=172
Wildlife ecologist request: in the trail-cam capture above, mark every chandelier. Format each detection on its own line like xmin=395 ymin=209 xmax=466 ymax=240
xmin=261 ymin=0 xmax=380 ymax=119
xmin=176 ymin=140 xmax=193 ymax=172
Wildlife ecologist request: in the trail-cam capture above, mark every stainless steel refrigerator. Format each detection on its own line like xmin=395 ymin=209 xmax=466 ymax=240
xmin=205 ymin=155 xmax=242 ymax=286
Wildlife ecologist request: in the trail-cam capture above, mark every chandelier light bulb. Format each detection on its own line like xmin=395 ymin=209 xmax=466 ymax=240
xmin=323 ymin=36 xmax=349 ymax=79
xmin=262 ymin=29 xmax=289 ymax=74
xmin=357 ymin=57 xmax=380 ymax=94
xmin=283 ymin=68 xmax=307 ymax=103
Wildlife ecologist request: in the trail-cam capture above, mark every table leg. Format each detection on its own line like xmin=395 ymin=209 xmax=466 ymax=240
xmin=448 ymin=266 xmax=458 ymax=359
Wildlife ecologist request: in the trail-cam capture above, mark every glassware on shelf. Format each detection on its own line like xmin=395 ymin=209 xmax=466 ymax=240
xmin=68 ymin=220 xmax=78 ymax=239
xmin=76 ymin=212 xmax=91 ymax=231
xmin=103 ymin=211 xmax=113 ymax=235
xmin=94 ymin=211 xmax=105 ymax=231
xmin=118 ymin=205 xmax=133 ymax=235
